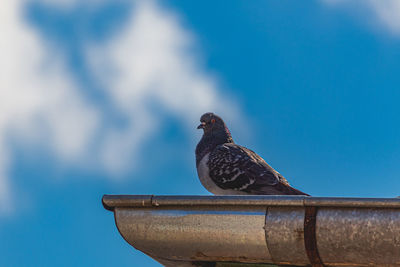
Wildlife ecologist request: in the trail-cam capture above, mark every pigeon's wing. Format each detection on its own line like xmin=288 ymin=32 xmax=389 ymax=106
xmin=208 ymin=143 xmax=308 ymax=195
xmin=208 ymin=143 xmax=279 ymax=191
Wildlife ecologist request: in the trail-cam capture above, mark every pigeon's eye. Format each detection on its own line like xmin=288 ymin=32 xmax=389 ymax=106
xmin=211 ymin=119 xmax=216 ymax=124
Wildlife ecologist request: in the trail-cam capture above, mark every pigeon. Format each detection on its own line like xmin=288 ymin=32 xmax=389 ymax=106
xmin=195 ymin=112 xmax=309 ymax=196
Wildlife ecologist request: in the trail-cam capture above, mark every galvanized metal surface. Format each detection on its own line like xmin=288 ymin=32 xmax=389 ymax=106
xmin=102 ymin=195 xmax=153 ymax=210
xmin=103 ymin=195 xmax=400 ymax=266
xmin=103 ymin=195 xmax=307 ymax=209
xmin=115 ymin=206 xmax=272 ymax=263
xmin=265 ymin=207 xmax=308 ymax=266
xmin=317 ymin=208 xmax=400 ymax=266
xmin=154 ymin=258 xmax=280 ymax=267
xmin=103 ymin=195 xmax=400 ymax=209
xmin=216 ymin=263 xmax=280 ymax=267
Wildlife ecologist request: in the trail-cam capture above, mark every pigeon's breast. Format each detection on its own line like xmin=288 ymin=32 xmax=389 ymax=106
xmin=197 ymin=153 xmax=247 ymax=195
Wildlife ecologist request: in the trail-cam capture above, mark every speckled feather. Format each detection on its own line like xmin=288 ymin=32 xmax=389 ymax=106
xmin=208 ymin=143 xmax=306 ymax=195
xmin=195 ymin=112 xmax=309 ymax=196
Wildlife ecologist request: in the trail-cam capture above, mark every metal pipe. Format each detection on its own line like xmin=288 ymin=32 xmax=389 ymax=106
xmin=103 ymin=195 xmax=400 ymax=266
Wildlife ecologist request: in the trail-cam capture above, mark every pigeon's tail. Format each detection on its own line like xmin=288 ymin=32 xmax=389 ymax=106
xmin=247 ymin=182 xmax=310 ymax=196
xmin=276 ymin=174 xmax=310 ymax=196
xmin=282 ymin=184 xmax=310 ymax=196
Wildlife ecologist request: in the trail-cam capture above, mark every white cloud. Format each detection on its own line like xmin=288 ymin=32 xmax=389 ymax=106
xmin=367 ymin=0 xmax=400 ymax=34
xmin=34 ymin=0 xmax=110 ymax=9
xmin=0 ymin=0 xmax=240 ymax=213
xmin=323 ymin=0 xmax=400 ymax=35
xmin=0 ymin=0 xmax=101 ymax=213
xmin=87 ymin=1 xmax=239 ymax=173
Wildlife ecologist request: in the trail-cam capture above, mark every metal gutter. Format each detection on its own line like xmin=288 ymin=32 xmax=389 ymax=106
xmin=103 ymin=195 xmax=400 ymax=266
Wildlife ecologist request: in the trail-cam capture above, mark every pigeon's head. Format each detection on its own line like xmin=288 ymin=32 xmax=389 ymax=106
xmin=196 ymin=112 xmax=234 ymax=149
xmin=197 ymin=112 xmax=226 ymax=134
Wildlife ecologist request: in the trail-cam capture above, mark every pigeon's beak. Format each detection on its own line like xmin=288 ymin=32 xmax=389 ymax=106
xmin=197 ymin=122 xmax=205 ymax=129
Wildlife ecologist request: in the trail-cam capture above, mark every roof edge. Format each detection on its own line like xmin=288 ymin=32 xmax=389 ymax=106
xmin=102 ymin=195 xmax=400 ymax=210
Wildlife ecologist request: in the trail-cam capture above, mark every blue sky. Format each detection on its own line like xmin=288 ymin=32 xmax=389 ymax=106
xmin=2 ymin=0 xmax=400 ymax=266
